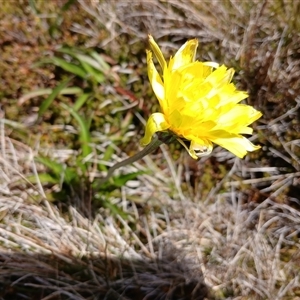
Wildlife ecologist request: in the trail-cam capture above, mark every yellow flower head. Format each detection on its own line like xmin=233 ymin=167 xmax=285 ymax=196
xmin=141 ymin=35 xmax=262 ymax=159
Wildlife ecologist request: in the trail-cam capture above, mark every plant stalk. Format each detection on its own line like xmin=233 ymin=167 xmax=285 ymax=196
xmin=100 ymin=132 xmax=175 ymax=184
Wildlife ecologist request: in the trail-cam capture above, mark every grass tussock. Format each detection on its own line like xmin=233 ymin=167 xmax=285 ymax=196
xmin=0 ymin=1 xmax=300 ymax=299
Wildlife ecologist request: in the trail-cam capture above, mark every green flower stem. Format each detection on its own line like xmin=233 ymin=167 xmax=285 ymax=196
xmin=100 ymin=132 xmax=175 ymax=184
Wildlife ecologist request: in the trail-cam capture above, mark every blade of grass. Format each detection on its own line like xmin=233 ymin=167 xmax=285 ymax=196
xmin=28 ymin=0 xmax=39 ymax=14
xmin=79 ymin=61 xmax=105 ymax=83
xmin=99 ymin=144 xmax=115 ymax=172
xmin=57 ymin=48 xmax=110 ymax=74
xmin=113 ymin=171 xmax=146 ymax=187
xmin=38 ymin=77 xmax=73 ymax=118
xmin=77 ymin=54 xmax=104 ymax=70
xmin=37 ymin=57 xmax=87 ymax=78
xmin=60 ymin=103 xmax=92 ymax=158
xmin=100 ymin=197 xmax=128 ymax=219
xmin=58 ymin=48 xmax=109 ymax=72
xmin=19 ymin=87 xmax=82 ymax=104
xmin=1 ymin=119 xmax=26 ymax=129
xmin=90 ymin=51 xmax=110 ymax=72
xmin=35 ymin=156 xmax=76 ymax=184
xmin=26 ymin=173 xmax=59 ymax=185
xmin=73 ymin=93 xmax=91 ymax=111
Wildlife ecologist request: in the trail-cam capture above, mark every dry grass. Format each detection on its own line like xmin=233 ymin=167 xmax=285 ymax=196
xmin=1 ymin=123 xmax=300 ymax=299
xmin=1 ymin=1 xmax=300 ymax=299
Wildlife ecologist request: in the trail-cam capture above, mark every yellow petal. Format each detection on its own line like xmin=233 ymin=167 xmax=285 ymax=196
xmin=169 ymin=39 xmax=198 ymax=70
xmin=215 ymin=85 xmax=248 ymax=107
xmin=237 ymin=126 xmax=253 ymax=135
xmin=211 ymin=134 xmax=261 ymax=158
xmin=140 ymin=113 xmax=170 ymax=146
xmin=147 ymin=50 xmax=166 ymax=112
xmin=177 ymin=137 xmax=213 ymax=159
xmin=148 ymin=35 xmax=167 ymax=71
xmin=189 ymin=140 xmax=213 ymax=158
xmin=203 ymin=61 xmax=219 ymax=68
xmin=216 ymin=105 xmax=262 ymax=133
xmin=168 ymin=109 xmax=183 ymax=129
xmin=204 ymin=66 xmax=235 ymax=98
xmin=163 ymin=67 xmax=182 ymax=112
xmin=177 ymin=138 xmax=197 ymax=159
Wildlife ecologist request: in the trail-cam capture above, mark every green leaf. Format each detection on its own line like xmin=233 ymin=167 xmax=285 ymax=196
xmin=76 ymin=54 xmax=104 ymax=70
xmin=58 ymin=48 xmax=110 ymax=72
xmin=49 ymin=57 xmax=87 ymax=78
xmin=73 ymin=93 xmax=91 ymax=111
xmin=80 ymin=61 xmax=105 ymax=83
xmin=56 ymin=47 xmax=78 ymax=57
xmin=113 ymin=171 xmax=145 ymax=187
xmin=90 ymin=52 xmax=110 ymax=72
xmin=26 ymin=173 xmax=58 ymax=185
xmin=20 ymin=87 xmax=82 ymax=104
xmin=60 ymin=103 xmax=92 ymax=158
xmin=99 ymin=145 xmax=115 ymax=172
xmin=57 ymin=48 xmax=109 ymax=81
xmin=38 ymin=77 xmax=72 ymax=118
xmin=28 ymin=0 xmax=39 ymax=14
xmin=101 ymin=200 xmax=129 ymax=219
xmin=35 ymin=156 xmax=76 ymax=185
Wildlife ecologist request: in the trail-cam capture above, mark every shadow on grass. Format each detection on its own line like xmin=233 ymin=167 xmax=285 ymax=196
xmin=0 ymin=250 xmax=209 ymax=300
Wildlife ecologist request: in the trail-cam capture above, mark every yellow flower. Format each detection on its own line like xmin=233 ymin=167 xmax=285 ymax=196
xmin=141 ymin=35 xmax=263 ymax=159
